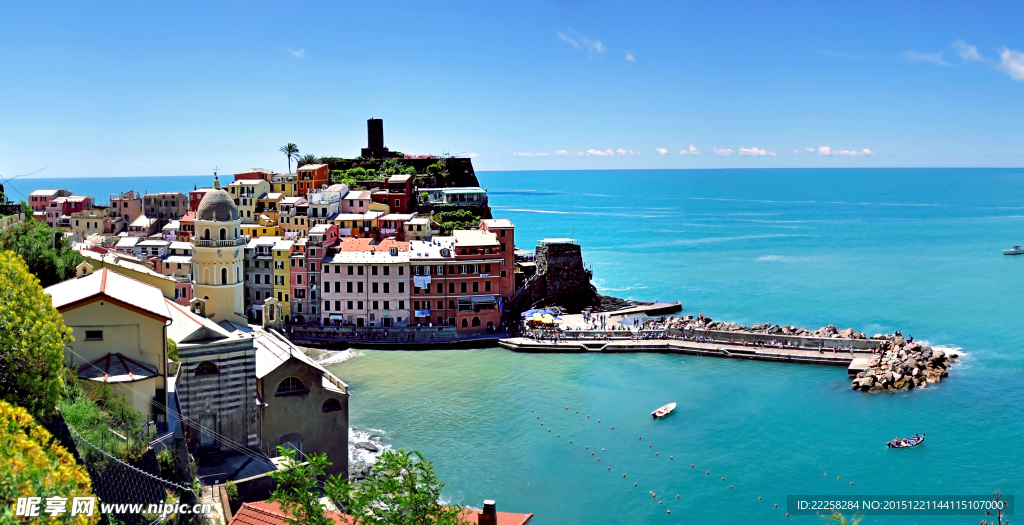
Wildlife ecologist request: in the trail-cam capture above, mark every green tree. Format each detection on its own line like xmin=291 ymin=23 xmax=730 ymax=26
xmin=818 ymin=508 xmax=863 ymax=525
xmin=0 ymin=250 xmax=73 ymax=418
xmin=280 ymin=143 xmax=300 ymax=173
xmin=339 ymin=449 xmax=469 ymax=525
xmin=167 ymin=337 xmax=178 ymax=361
xmin=0 ymin=399 xmax=98 ymax=524
xmin=0 ymin=219 xmax=83 ymax=286
xmin=268 ymin=447 xmax=347 ymax=525
xmin=379 ymin=158 xmax=415 ymax=176
xmin=297 ymin=154 xmax=321 ymax=168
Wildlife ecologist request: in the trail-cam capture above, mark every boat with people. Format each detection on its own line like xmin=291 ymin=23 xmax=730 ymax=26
xmin=887 ymin=433 xmax=925 ymax=448
xmin=1003 ymin=246 xmax=1024 ymax=255
xmin=651 ymin=402 xmax=676 ymax=419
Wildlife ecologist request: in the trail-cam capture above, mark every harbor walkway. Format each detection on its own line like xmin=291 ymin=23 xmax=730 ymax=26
xmin=498 ymin=336 xmax=873 ymax=371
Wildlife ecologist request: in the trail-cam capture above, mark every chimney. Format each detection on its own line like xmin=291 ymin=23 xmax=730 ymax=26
xmin=478 ymin=500 xmax=497 ymax=525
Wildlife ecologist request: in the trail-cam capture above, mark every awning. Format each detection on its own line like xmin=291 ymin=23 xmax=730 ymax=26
xmin=77 ymin=352 xmax=159 ymax=383
xmin=329 ymin=314 xmax=345 ymax=320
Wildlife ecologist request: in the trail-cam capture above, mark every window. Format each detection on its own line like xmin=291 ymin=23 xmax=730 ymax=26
xmin=357 ymin=266 xmax=364 ymax=276
xmin=347 ymin=282 xmax=353 ymax=293
xmin=398 ymin=266 xmax=404 ymax=275
xmin=398 ymin=300 xmax=405 ymax=309
xmin=485 ymin=281 xmax=491 ymax=292
xmin=372 ymin=282 xmax=378 ymax=294
xmin=324 ymin=301 xmax=330 ymax=311
xmin=221 ymin=268 xmax=228 ymax=285
xmin=372 ymin=301 xmax=379 ymax=309
xmin=275 ymin=377 xmax=308 ymax=396
xmin=348 ymin=266 xmax=354 ymax=275
xmin=84 ymin=330 xmax=103 ymax=341
xmin=347 ymin=301 xmax=353 ymax=309
xmin=297 ymin=275 xmax=303 ymax=284
xmin=472 ymin=317 xmax=481 ymax=327
xmin=334 ymin=265 xmax=340 ymax=273
xmin=462 ymin=318 xmax=468 ymax=328
xmin=371 ymin=266 xmax=378 ymax=276
xmin=436 ymin=283 xmax=443 ymax=294
xmin=398 ymin=282 xmax=405 ymax=293
xmin=357 ymin=282 xmax=364 ymax=293
xmin=414 ymin=301 xmax=420 ymax=310
xmin=437 ymin=300 xmax=443 ymax=310
xmin=449 ymin=300 xmax=455 ymax=309
xmin=195 ymin=361 xmax=219 ymax=376
xmin=473 ymin=282 xmax=479 ymax=293
xmin=321 ymin=399 xmax=342 ymax=412
xmin=461 ymin=282 xmax=467 ymax=293
xmin=449 ymin=283 xmax=455 ymax=294
xmin=357 ymin=301 xmax=363 ymax=309
xmin=383 ymin=300 xmax=390 ymax=309
xmin=383 ymin=266 xmax=390 ymax=276
xmin=336 ymin=300 xmax=341 ymax=310
xmin=383 ymin=282 xmax=390 ymax=293
xmin=500 ymin=271 xmax=507 ymax=278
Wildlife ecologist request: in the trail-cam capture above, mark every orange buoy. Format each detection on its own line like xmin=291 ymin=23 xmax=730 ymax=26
xmin=706 ymin=471 xmax=709 ymax=475
xmin=722 ymin=477 xmax=725 ymax=481
xmin=586 ymin=446 xmax=588 ymax=449
xmin=591 ymin=452 xmax=594 ymax=455
xmin=597 ymin=458 xmax=600 ymax=461
xmin=659 ymin=501 xmax=662 ymax=504
xmin=667 ymin=510 xmax=671 ymax=514
xmin=576 ymin=410 xmax=578 ymax=413
xmin=565 ymin=407 xmax=568 ymax=410
xmin=648 ymin=444 xmax=652 ymax=448
xmin=758 ymin=497 xmax=762 ymax=500
xmin=607 ymin=467 xmax=610 ymax=470
xmin=623 ymin=474 xmax=626 ymax=477
xmin=775 ymin=504 xmax=778 ymax=508
xmin=691 ymin=464 xmax=694 ymax=468
xmin=670 ymin=456 xmax=673 ymax=459
xmin=611 ymin=426 xmax=614 ymax=429
xmin=730 ymin=485 xmax=733 ymax=489
xmin=652 ymin=494 xmax=656 ymax=498
xmin=598 ymin=419 xmax=601 ymax=422
xmin=540 ymin=423 xmax=543 ymax=425
xmin=639 ymin=436 xmax=642 ymax=439
xmin=676 ymin=494 xmax=679 ymax=498
xmin=655 ymin=452 xmax=659 ymax=455
xmin=536 ymin=416 xmax=539 ymax=419
xmin=570 ymin=440 xmax=572 ymax=443
xmin=634 ymin=483 xmax=637 ymax=487
xmin=548 ymin=429 xmax=550 ymax=432
xmin=837 ymin=476 xmax=840 ymax=480
xmin=786 ymin=513 xmax=789 ymax=517
xmin=850 ymin=482 xmax=853 ymax=485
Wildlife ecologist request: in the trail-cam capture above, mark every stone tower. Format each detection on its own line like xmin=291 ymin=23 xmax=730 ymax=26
xmin=191 ymin=177 xmax=247 ymax=325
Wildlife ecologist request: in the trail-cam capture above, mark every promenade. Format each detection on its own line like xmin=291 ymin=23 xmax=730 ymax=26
xmin=498 ymin=336 xmax=872 ymax=370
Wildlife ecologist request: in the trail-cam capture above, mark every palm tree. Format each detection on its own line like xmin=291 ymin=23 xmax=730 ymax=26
xmin=279 ymin=143 xmax=299 ymax=173
xmin=297 ymin=154 xmax=321 ymax=168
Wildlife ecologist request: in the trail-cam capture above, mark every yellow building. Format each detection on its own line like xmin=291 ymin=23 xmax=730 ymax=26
xmin=270 ymin=175 xmax=298 ymax=197
xmin=70 ymin=208 xmax=108 ymax=237
xmin=46 ymin=268 xmax=171 ymax=424
xmin=272 ymin=238 xmax=294 ymax=319
xmin=227 ymin=179 xmax=270 ymax=224
xmin=256 ymin=192 xmax=284 ymax=224
xmin=191 ymin=180 xmax=247 ymax=325
xmin=241 ymin=222 xmax=281 ymax=239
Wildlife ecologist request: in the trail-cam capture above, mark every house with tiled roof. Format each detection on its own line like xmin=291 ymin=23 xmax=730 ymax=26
xmin=230 ymin=499 xmax=532 ymax=525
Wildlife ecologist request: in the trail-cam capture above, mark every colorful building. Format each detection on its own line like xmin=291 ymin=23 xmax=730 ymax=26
xmin=370 ymin=174 xmax=413 ymax=214
xmin=479 ymin=219 xmax=516 ymax=299
xmin=321 ymin=241 xmax=410 ymax=327
xmin=296 ymin=163 xmax=329 ymax=196
xmin=289 ymin=224 xmax=339 ymax=325
xmin=191 ymin=181 xmax=247 ymax=325
xmin=227 ymin=179 xmax=271 ymax=223
xmin=272 ymin=238 xmax=294 ymax=320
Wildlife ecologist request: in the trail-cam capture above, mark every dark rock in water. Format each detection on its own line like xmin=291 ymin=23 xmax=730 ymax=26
xmin=355 ymin=441 xmax=379 ymax=452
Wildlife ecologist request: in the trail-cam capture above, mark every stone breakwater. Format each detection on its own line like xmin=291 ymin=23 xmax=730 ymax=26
xmin=667 ymin=315 xmax=871 ymax=340
xmin=851 ymin=339 xmax=957 ymax=392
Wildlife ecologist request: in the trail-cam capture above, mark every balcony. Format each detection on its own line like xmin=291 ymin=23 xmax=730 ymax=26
xmin=194 ymin=238 xmax=247 ymax=248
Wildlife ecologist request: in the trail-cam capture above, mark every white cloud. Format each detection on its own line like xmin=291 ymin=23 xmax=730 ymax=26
xmin=625 ymin=52 xmax=635 ymax=62
xmin=655 ymin=148 xmax=668 ymax=155
xmin=615 ymin=148 xmax=638 ymax=156
xmin=902 ymin=51 xmax=948 ymax=66
xmin=557 ymin=30 xmax=605 ymax=54
xmin=997 ymin=48 xmax=1024 ymax=81
xmin=288 ymin=48 xmax=306 ymax=59
xmin=512 ymin=152 xmax=550 ymax=157
xmin=713 ymin=148 xmax=734 ymax=156
xmin=794 ymin=149 xmax=800 ymax=154
xmin=679 ymin=144 xmax=701 ymax=155
xmin=952 ymin=39 xmax=983 ymax=61
xmin=555 ymin=150 xmax=569 ymax=156
xmin=738 ymin=147 xmax=776 ymax=156
xmin=804 ymin=147 xmax=815 ymax=153
xmin=815 ymin=146 xmax=874 ymax=157
xmin=587 ymin=148 xmax=615 ymax=156
xmin=557 ymin=31 xmax=580 ymax=50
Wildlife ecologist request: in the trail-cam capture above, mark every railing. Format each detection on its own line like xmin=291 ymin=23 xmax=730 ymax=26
xmin=194 ymin=238 xmax=246 ymax=248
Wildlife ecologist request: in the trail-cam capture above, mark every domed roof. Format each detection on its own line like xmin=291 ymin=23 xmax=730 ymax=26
xmin=195 ymin=189 xmax=238 ymax=222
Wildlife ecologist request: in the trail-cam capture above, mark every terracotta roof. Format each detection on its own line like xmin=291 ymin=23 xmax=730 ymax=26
xmin=46 ymin=268 xmax=171 ymax=321
xmin=230 ymin=501 xmax=532 ymax=525
xmin=77 ymin=352 xmax=160 ymax=383
xmin=377 ymin=238 xmax=409 ymax=252
xmin=333 ymin=238 xmax=374 ymax=252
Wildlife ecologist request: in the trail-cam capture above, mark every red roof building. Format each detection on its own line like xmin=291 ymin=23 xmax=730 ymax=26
xmin=230 ymin=500 xmax=532 ymax=525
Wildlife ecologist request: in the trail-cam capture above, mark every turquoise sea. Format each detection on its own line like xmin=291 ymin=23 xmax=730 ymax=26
xmin=19 ymin=169 xmax=1024 ymax=524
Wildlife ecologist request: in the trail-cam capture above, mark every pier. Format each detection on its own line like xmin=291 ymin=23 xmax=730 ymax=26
xmin=498 ymin=336 xmax=868 ymax=368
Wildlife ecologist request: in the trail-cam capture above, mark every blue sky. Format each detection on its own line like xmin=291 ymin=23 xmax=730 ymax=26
xmin=1 ymin=1 xmax=1023 ymax=177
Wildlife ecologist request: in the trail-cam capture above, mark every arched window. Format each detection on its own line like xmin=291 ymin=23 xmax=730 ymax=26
xmin=203 ymin=228 xmax=210 ymax=240
xmin=194 ymin=361 xmax=219 ymax=376
xmin=321 ymin=399 xmax=342 ymax=412
xmin=276 ymin=376 xmax=308 ymax=396
xmin=461 ymin=318 xmax=468 ymax=328
xmin=472 ymin=317 xmax=481 ymax=327
xmin=220 ymin=228 xmax=226 ymax=240
xmin=221 ymin=267 xmax=228 ymax=285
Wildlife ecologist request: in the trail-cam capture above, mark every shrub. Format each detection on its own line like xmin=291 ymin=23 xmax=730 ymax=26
xmin=157 ymin=449 xmax=175 ymax=479
xmin=0 ymin=250 xmax=73 ymax=418
xmin=224 ymin=480 xmax=238 ymax=502
xmin=0 ymin=220 xmax=83 ymax=286
xmin=0 ymin=399 xmax=98 ymax=524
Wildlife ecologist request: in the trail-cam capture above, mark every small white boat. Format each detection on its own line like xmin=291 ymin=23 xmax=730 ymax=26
xmin=1004 ymin=246 xmax=1024 ymax=255
xmin=651 ymin=402 xmax=676 ymax=419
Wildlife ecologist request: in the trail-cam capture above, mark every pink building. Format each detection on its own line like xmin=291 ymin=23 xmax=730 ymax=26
xmin=320 ymin=239 xmax=411 ymax=328
xmin=289 ymin=224 xmax=340 ymax=325
xmin=479 ymin=219 xmax=516 ymax=300
xmin=341 ymin=190 xmax=372 ymax=214
xmin=29 ymin=189 xmax=71 ymax=213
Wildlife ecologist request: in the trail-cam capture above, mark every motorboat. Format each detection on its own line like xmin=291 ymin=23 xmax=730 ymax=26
xmin=887 ymin=433 xmax=925 ymax=449
xmin=651 ymin=402 xmax=676 ymax=419
xmin=1004 ymin=246 xmax=1024 ymax=255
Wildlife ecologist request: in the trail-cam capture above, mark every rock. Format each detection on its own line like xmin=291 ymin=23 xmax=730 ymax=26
xmin=860 ymin=376 xmax=875 ymax=388
xmin=894 ymin=378 xmax=906 ymax=389
xmin=932 ymin=349 xmax=944 ymax=360
xmin=869 ymin=386 xmax=883 ymax=393
xmin=355 ymin=441 xmax=379 ymax=452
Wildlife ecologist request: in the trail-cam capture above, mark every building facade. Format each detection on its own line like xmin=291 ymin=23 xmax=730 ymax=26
xmin=191 ymin=181 xmax=247 ymax=325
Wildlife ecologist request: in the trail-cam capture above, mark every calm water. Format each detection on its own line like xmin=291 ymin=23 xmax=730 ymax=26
xmin=332 ymin=169 xmax=1024 ymax=525
xmin=21 ymin=170 xmax=1024 ymax=523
